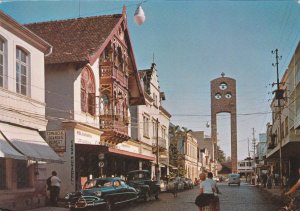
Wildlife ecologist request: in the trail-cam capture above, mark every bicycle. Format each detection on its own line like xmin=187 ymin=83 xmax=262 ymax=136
xmin=278 ymin=195 xmax=298 ymax=211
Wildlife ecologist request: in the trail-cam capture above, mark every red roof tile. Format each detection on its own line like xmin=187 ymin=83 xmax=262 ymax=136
xmin=25 ymin=14 xmax=122 ymax=64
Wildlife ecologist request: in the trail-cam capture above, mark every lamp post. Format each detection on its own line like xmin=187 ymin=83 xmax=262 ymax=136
xmin=272 ymin=48 xmax=284 ymax=187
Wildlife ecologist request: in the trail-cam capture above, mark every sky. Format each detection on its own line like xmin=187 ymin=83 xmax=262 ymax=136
xmin=1 ymin=0 xmax=300 ymax=160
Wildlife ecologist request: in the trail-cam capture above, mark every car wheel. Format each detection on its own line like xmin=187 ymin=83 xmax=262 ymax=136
xmin=228 ymin=183 xmax=230 ymax=186
xmin=144 ymin=191 xmax=150 ymax=202
xmin=106 ymin=201 xmax=112 ymax=211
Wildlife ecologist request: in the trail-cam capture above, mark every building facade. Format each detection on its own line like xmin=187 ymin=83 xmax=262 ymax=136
xmin=130 ymin=63 xmax=171 ymax=180
xmin=26 ymin=7 xmax=146 ymax=195
xmin=266 ymin=42 xmax=300 ymax=182
xmin=0 ymin=11 xmax=61 ymax=210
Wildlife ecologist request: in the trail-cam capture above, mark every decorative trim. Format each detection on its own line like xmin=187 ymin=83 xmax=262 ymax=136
xmin=0 ymin=11 xmax=52 ymax=53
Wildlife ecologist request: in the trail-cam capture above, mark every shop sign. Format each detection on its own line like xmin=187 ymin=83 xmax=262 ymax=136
xmin=45 ymin=130 xmax=66 ymax=152
xmin=75 ymin=129 xmax=100 ymax=145
xmin=116 ymin=143 xmax=139 ymax=154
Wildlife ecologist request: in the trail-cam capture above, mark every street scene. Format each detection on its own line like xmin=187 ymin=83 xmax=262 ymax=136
xmin=0 ymin=0 xmax=300 ymax=211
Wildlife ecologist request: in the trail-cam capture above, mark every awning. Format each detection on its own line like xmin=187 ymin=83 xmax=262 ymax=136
xmin=0 ymin=132 xmax=26 ymax=160
xmin=0 ymin=123 xmax=62 ymax=163
xmin=108 ymin=148 xmax=155 ymax=161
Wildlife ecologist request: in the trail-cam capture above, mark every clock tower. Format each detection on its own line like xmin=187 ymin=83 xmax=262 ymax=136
xmin=211 ymin=73 xmax=237 ymax=173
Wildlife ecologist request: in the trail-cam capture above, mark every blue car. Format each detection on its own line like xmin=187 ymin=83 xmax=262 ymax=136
xmin=65 ymin=177 xmax=138 ymax=211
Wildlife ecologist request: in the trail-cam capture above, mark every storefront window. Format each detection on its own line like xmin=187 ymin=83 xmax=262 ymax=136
xmin=16 ymin=160 xmax=29 ymax=188
xmin=0 ymin=158 xmax=6 ymax=189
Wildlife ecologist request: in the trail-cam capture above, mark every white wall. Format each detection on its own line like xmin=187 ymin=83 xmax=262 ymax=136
xmin=0 ymin=24 xmax=47 ymax=130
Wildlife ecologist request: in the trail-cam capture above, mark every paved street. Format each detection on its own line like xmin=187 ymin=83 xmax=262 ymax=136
xmin=121 ymin=182 xmax=280 ymax=211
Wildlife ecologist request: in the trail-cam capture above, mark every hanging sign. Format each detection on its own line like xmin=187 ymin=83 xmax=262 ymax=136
xmin=45 ymin=130 xmax=66 ymax=152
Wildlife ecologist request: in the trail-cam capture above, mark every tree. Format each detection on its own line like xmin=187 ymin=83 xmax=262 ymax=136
xmin=168 ymin=125 xmax=192 ymax=177
xmin=226 ymin=156 xmax=232 ymax=162
xmin=216 ymin=145 xmax=226 ymax=163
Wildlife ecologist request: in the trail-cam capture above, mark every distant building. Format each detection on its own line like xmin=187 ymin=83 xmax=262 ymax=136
xmin=130 ymin=63 xmax=171 ymax=179
xmin=238 ymin=159 xmax=254 ymax=175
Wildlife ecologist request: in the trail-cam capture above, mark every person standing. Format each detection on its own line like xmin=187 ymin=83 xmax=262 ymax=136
xmin=49 ymin=171 xmax=61 ymax=207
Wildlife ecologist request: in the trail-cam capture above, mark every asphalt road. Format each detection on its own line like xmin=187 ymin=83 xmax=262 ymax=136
xmin=120 ymin=182 xmax=281 ymax=211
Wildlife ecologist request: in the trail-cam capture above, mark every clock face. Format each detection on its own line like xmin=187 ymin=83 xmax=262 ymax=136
xmin=219 ymin=82 xmax=228 ymax=90
xmin=225 ymin=93 xmax=232 ymax=99
xmin=215 ymin=93 xmax=221 ymax=100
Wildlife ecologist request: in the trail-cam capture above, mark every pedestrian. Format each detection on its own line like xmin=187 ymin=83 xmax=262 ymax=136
xmin=262 ymin=174 xmax=267 ymax=188
xmin=207 ymin=172 xmax=220 ymax=211
xmin=195 ymin=173 xmax=216 ymax=211
xmin=266 ymin=173 xmax=272 ymax=189
xmin=48 ymin=171 xmax=61 ymax=207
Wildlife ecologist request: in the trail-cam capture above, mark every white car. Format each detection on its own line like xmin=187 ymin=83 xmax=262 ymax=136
xmin=228 ymin=173 xmax=240 ymax=186
xmin=213 ymin=177 xmax=220 ymax=182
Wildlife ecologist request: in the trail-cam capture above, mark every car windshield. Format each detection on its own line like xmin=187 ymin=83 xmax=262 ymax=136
xmin=84 ymin=179 xmax=113 ymax=189
xmin=128 ymin=172 xmax=149 ymax=180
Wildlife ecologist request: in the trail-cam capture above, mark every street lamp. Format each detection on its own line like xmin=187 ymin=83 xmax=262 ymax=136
xmin=134 ymin=4 xmax=146 ymax=25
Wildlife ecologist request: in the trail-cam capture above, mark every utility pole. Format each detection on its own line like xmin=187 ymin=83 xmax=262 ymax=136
xmin=252 ymin=128 xmax=256 ymax=159
xmin=272 ymin=48 xmax=283 ymax=187
xmin=248 ymin=138 xmax=250 ymax=158
xmin=252 ymin=128 xmax=257 ymax=185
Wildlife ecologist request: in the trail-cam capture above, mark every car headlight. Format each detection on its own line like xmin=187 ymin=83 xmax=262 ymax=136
xmin=94 ymin=191 xmax=102 ymax=197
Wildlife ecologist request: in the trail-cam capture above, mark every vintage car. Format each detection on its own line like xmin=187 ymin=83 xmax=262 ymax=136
xmin=64 ymin=177 xmax=138 ymax=211
xmin=126 ymin=170 xmax=160 ymax=201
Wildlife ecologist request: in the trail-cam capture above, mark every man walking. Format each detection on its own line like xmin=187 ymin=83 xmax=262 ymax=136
xmin=49 ymin=171 xmax=61 ymax=207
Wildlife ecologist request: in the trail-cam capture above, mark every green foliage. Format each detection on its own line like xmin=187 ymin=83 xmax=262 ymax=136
xmin=169 ymin=125 xmax=191 ymax=177
xmin=216 ymin=145 xmax=226 ymax=163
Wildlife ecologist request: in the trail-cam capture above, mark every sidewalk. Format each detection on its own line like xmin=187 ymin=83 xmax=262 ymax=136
xmin=256 ymin=184 xmax=283 ymax=203
xmin=26 ymin=201 xmax=68 ymax=211
xmin=26 ymin=207 xmax=68 ymax=211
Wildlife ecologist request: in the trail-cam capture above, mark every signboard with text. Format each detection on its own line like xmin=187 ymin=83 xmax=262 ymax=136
xmin=45 ymin=130 xmax=66 ymax=152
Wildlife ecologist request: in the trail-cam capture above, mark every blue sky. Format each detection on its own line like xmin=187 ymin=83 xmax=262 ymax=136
xmin=1 ymin=0 xmax=300 ymax=159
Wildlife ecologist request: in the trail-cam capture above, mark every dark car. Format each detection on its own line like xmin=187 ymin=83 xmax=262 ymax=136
xmin=64 ymin=177 xmax=138 ymax=211
xmin=127 ymin=170 xmax=160 ymax=201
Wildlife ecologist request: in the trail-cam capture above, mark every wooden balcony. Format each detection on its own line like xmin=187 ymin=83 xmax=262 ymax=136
xmin=100 ymin=63 xmax=128 ymax=87
xmin=100 ymin=118 xmax=130 ymax=144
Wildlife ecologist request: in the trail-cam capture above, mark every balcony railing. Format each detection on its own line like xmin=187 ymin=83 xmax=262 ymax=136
xmin=152 ymin=137 xmax=167 ymax=150
xmin=100 ymin=64 xmax=128 ymax=87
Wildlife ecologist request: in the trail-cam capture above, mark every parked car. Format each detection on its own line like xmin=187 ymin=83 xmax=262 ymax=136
xmin=181 ymin=177 xmax=193 ymax=189
xmin=64 ymin=177 xmax=138 ymax=211
xmin=228 ymin=173 xmax=241 ymax=186
xmin=213 ymin=176 xmax=220 ymax=182
xmin=127 ymin=170 xmax=160 ymax=201
xmin=166 ymin=177 xmax=184 ymax=192
xmin=186 ymin=178 xmax=194 ymax=189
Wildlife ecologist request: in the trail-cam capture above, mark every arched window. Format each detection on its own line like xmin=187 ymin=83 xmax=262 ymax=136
xmin=0 ymin=38 xmax=5 ymax=88
xmin=81 ymin=67 xmax=96 ymax=116
xmin=16 ymin=47 xmax=29 ymax=96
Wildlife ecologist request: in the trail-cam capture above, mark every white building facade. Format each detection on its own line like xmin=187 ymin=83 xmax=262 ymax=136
xmin=0 ymin=11 xmax=61 ymax=210
xmin=130 ymin=63 xmax=171 ymax=180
